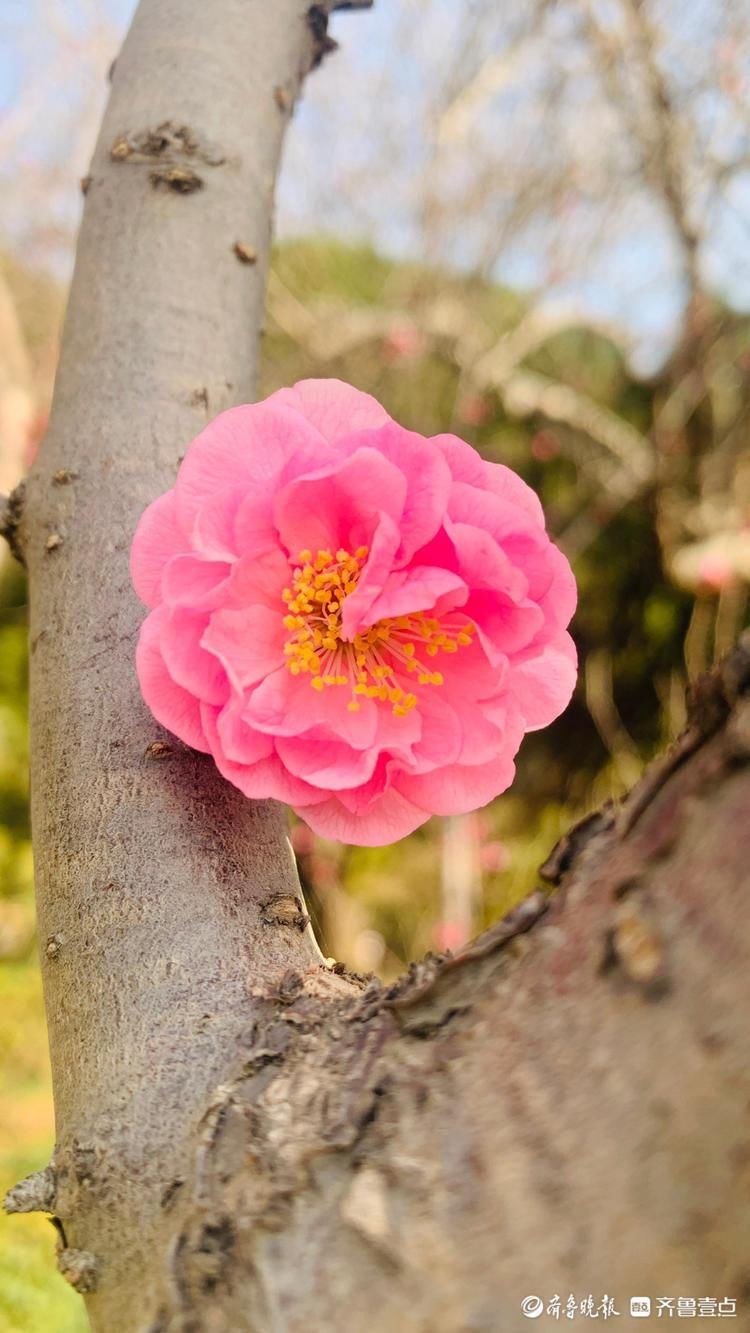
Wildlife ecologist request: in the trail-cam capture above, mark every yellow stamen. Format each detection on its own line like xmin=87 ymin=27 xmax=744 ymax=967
xmin=280 ymin=546 xmax=472 ymax=716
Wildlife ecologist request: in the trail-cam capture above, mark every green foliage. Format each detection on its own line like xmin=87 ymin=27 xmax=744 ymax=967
xmin=0 ymin=961 xmax=86 ymax=1331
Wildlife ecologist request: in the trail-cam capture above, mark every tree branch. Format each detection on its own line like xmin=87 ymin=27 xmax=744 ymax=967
xmin=10 ymin=1 xmax=367 ymax=1326
xmin=0 ymin=481 xmax=27 ymax=565
xmin=133 ymin=640 xmax=750 ymax=1330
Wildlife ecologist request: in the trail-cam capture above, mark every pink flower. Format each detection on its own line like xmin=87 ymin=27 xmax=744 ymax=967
xmin=457 ymin=394 xmax=491 ymax=428
xmin=433 ymin=920 xmax=470 ymax=952
xmin=530 ymin=430 xmax=560 ymax=462
xmin=698 ymin=552 xmax=735 ymax=591
xmin=131 ymin=379 xmax=577 ymax=846
xmin=479 ymin=839 xmax=510 ymax=873
xmin=382 ymin=323 xmax=425 ymax=362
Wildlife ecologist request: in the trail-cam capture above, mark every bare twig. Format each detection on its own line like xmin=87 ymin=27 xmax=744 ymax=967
xmin=0 ymin=482 xmax=27 ymax=565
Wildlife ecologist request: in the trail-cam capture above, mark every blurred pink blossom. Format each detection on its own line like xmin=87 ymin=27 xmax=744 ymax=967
xmin=457 ymin=393 xmax=490 ymax=427
xmin=433 ymin=919 xmax=470 ymax=952
xmin=531 ymin=430 xmax=560 ymax=462
xmin=479 ymin=839 xmax=510 ymax=873
xmin=698 ymin=552 xmax=736 ymax=591
xmin=382 ymin=323 xmax=425 ymax=362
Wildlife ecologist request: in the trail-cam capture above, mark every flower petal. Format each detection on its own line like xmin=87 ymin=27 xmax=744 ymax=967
xmin=175 ymin=401 xmax=330 ymax=533
xmin=135 ymin=607 xmax=209 ymax=752
xmin=396 ymin=750 xmax=520 ymax=817
xmin=276 ymin=735 xmax=378 ymax=791
xmin=297 ymin=788 xmax=428 ymax=845
xmin=201 ymin=704 xmax=325 ymax=807
xmin=361 ymin=565 xmax=467 ymax=627
xmin=224 ymin=546 xmax=291 ymax=611
xmin=162 ymin=554 xmax=232 ymax=610
xmin=202 ymin=605 xmax=286 ymax=692
xmin=215 ymin=695 xmax=274 ymax=765
xmin=273 ymin=446 xmax=407 ymax=558
xmin=508 ymin=631 xmax=578 ymax=730
xmin=434 ymin=432 xmax=545 ymax=527
xmin=246 ymin=668 xmax=379 ymax=749
xmin=160 ymin=608 xmax=229 ymax=706
xmin=339 ymin=513 xmax=401 ymax=639
xmin=268 ymin=378 xmax=391 ymax=444
xmin=131 ymin=490 xmax=187 ymax=608
xmin=340 ymin=422 xmax=452 ymax=562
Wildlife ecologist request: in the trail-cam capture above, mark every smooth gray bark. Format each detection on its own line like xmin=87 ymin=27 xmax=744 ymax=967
xmin=7 ymin=2 xmax=354 ymax=1327
xmin=4 ymin=3 xmax=750 ymax=1331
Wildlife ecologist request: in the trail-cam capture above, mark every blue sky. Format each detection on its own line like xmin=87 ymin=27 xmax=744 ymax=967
xmin=2 ymin=0 xmax=750 ymax=373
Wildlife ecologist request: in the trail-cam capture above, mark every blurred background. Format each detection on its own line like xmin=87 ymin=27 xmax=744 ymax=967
xmin=1 ymin=0 xmax=750 ymax=1325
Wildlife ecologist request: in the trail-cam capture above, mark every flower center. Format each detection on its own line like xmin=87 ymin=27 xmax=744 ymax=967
xmin=281 ymin=547 xmax=474 ymax=715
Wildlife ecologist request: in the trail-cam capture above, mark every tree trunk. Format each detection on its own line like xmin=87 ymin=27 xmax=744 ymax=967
xmin=3 ymin=2 xmax=750 ymax=1330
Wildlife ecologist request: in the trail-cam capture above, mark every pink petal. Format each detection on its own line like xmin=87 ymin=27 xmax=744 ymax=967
xmin=131 ymin=490 xmax=187 ymax=608
xmin=436 ymin=688 xmax=505 ymax=766
xmin=439 ymin=485 xmax=576 ymax=627
xmin=135 ymin=607 xmax=209 ymax=752
xmin=268 ymin=378 xmax=391 ymax=444
xmin=485 ymin=461 xmax=545 ymax=527
xmin=276 ymin=735 xmax=378 ymax=791
xmin=434 ymin=432 xmax=545 ymax=526
xmin=297 ymin=788 xmax=428 ymax=845
xmin=335 ymin=757 xmax=391 ymax=812
xmin=396 ymin=750 xmax=520 ymax=817
xmin=467 ymin=590 xmax=544 ymax=660
xmin=192 ymin=489 xmax=242 ymax=562
xmin=405 ymin=690 xmax=463 ymax=774
xmin=233 ymin=493 xmax=284 ymax=559
xmin=340 ymin=422 xmax=452 ymax=561
xmin=273 ymin=446 xmax=407 ymax=558
xmin=361 ymin=565 xmax=467 ymax=627
xmin=528 ymin=539 xmax=577 ymax=629
xmin=162 ymin=554 xmax=232 ymax=610
xmin=175 ymin=401 xmax=330 ymax=533
xmin=202 ymin=605 xmax=286 ymax=691
xmin=339 ymin=513 xmax=401 ymax=638
xmin=246 ymin=668 xmax=379 ymax=749
xmin=508 ymin=632 xmax=578 ymax=730
xmin=368 ymin=698 xmax=422 ymax=764
xmin=215 ymin=696 xmax=274 ymax=765
xmin=445 ymin=519 xmax=528 ymax=600
xmin=445 ymin=519 xmax=543 ymax=658
xmin=224 ymin=546 xmax=291 ymax=611
xmin=160 ymin=608 xmax=229 ymax=705
xmin=448 ymin=481 xmax=533 ymax=545
xmin=201 ymin=704 xmax=325 ymax=807
xmin=437 ymin=634 xmax=508 ymax=703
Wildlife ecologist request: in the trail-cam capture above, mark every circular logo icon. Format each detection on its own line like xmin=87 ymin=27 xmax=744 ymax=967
xmin=521 ymin=1296 xmax=545 ymax=1319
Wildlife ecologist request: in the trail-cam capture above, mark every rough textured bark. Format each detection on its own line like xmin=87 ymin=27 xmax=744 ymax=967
xmin=120 ymin=647 xmax=749 ymax=1333
xmin=3 ymin=3 xmax=750 ymax=1331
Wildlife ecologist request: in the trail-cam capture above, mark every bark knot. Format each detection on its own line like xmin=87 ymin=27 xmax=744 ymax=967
xmin=57 ymin=1246 xmax=99 ymax=1294
xmin=149 ymin=166 xmax=203 ymax=194
xmin=45 ymin=932 xmax=63 ymax=960
xmin=110 ymin=121 xmax=225 ymax=167
xmin=260 ymin=892 xmax=310 ymax=932
xmin=0 ymin=482 xmax=27 ymax=566
xmin=144 ymin=740 xmax=175 ymax=760
xmin=233 ymin=241 xmax=258 ymax=264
